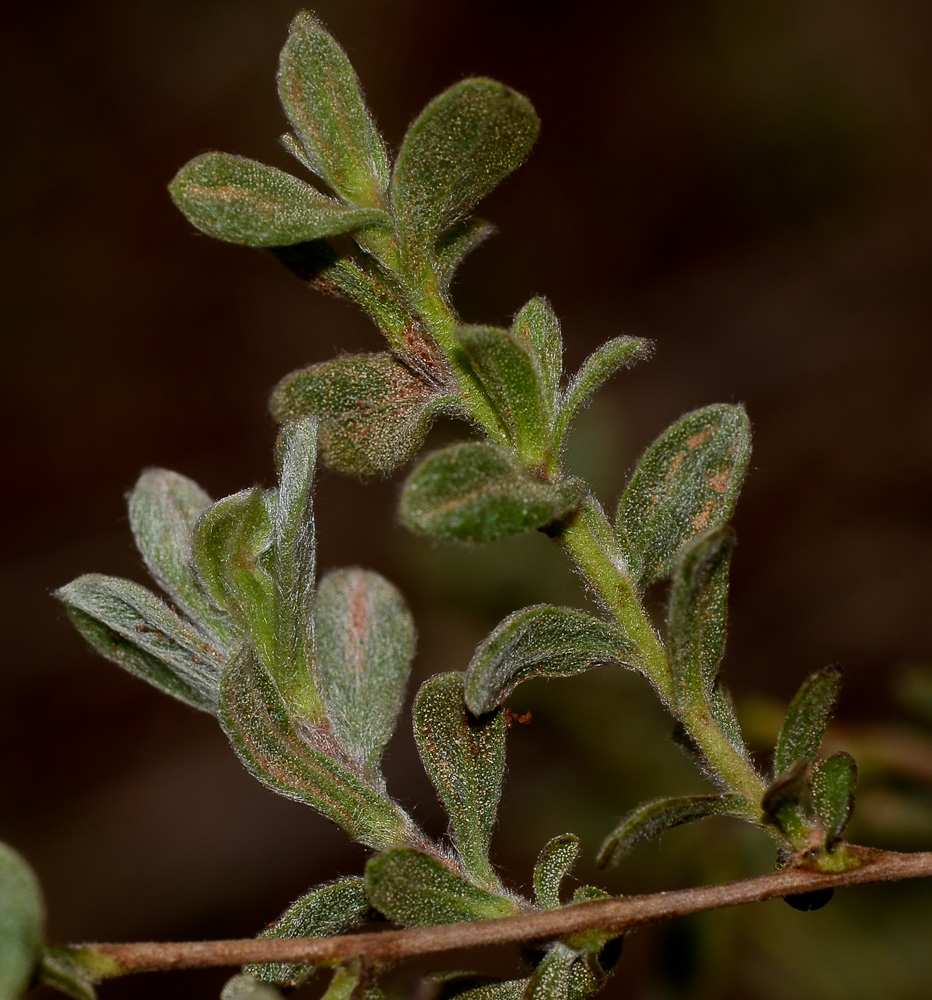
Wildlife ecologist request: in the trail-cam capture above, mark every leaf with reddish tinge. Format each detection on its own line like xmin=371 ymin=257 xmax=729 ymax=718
xmin=277 ymin=13 xmax=389 ymax=206
xmin=314 ymin=569 xmax=416 ymax=775
xmin=219 ymin=641 xmax=412 ymax=850
xmin=392 ymin=78 xmax=539 ymax=267
xmin=170 ymin=153 xmax=387 ymax=246
xmin=616 ymin=404 xmax=750 ymax=587
xmin=272 ymin=354 xmax=452 ymax=478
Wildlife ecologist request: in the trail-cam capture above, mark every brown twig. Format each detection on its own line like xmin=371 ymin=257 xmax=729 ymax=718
xmin=75 ymin=846 xmax=932 ymax=977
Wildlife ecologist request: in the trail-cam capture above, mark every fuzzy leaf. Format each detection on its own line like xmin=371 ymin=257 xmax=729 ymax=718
xmin=761 ymin=758 xmax=810 ymax=836
xmin=572 ymin=885 xmax=611 ymax=904
xmin=271 ymin=243 xmax=411 ymax=347
xmin=193 ymin=488 xmax=277 ymax=668
xmin=271 ymin=354 xmax=450 ymax=478
xmin=414 ymin=674 xmax=506 ymax=888
xmin=55 ymin=574 xmax=225 ymax=712
xmin=392 ymin=79 xmax=539 ymax=264
xmin=456 ymin=326 xmax=548 ymax=463
xmin=127 ymin=469 xmax=235 ymax=644
xmin=511 ymin=298 xmax=562 ymax=418
xmin=436 ymin=218 xmax=496 ymax=289
xmin=246 ymin=878 xmax=370 ymax=987
xmin=809 ymin=752 xmax=857 ymax=846
xmin=525 ymin=944 xmax=574 ymax=1000
xmin=773 ymin=665 xmax=843 ymax=777
xmin=365 ymin=848 xmax=518 ymax=926
xmin=597 ymin=794 xmax=747 ymax=868
xmin=533 ymin=833 xmax=579 ymax=910
xmin=219 ymin=641 xmax=410 ymax=850
xmin=221 ymin=975 xmax=283 ymax=1000
xmin=465 ymin=605 xmax=635 ymax=716
xmin=269 ymin=417 xmax=318 ymax=707
xmin=525 ymin=941 xmax=611 ymax=1000
xmin=314 ymin=569 xmax=415 ymax=774
xmin=554 ymin=338 xmax=651 ymax=451
xmin=37 ymin=946 xmax=105 ymax=1000
xmin=616 ymin=404 xmax=751 ymax=586
xmin=320 ymin=964 xmax=384 ymax=1000
xmin=400 ymin=442 xmax=581 ymax=543
xmin=667 ymin=529 xmax=734 ymax=706
xmin=0 ymin=842 xmax=44 ymax=1000
xmin=169 ymin=153 xmax=386 ymax=246
xmin=277 ymin=13 xmax=389 ymax=205
xmin=430 ymin=973 xmax=527 ymax=1000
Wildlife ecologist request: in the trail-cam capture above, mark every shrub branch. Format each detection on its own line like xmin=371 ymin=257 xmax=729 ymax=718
xmin=79 ymin=848 xmax=932 ymax=977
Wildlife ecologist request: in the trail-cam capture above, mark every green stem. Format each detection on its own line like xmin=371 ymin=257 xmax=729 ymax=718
xmin=406 ymin=270 xmax=509 ymax=441
xmin=557 ymin=497 xmax=674 ymax=704
xmin=556 ymin=496 xmax=767 ymax=809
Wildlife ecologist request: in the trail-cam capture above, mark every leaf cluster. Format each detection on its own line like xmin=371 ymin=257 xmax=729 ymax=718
xmin=1 ymin=11 xmax=878 ymax=1000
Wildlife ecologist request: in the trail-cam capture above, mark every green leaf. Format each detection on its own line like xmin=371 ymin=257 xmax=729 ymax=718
xmin=55 ymin=575 xmax=225 ymax=713
xmin=666 ymin=529 xmax=735 ymax=708
xmin=127 ymin=469 xmax=235 ymax=645
xmin=525 ymin=944 xmax=574 ymax=1000
xmin=430 ymin=973 xmax=528 ymax=1000
xmin=436 ymin=218 xmax=496 ymax=290
xmin=271 ymin=354 xmax=451 ymax=477
xmin=465 ymin=605 xmax=635 ymax=716
xmin=511 ymin=298 xmax=563 ymax=421
xmin=533 ymin=833 xmax=579 ymax=910
xmin=320 ymin=964 xmax=385 ymax=1000
xmin=572 ymin=886 xmax=610 ymax=903
xmin=36 ymin=948 xmax=97 ymax=1000
xmin=773 ymin=665 xmax=843 ymax=778
xmin=271 ymin=243 xmax=411 ymax=348
xmin=169 ymin=153 xmax=387 ymax=246
xmin=221 ymin=975 xmax=283 ymax=1000
xmin=456 ymin=326 xmax=549 ymax=465
xmin=35 ymin=945 xmax=120 ymax=1000
xmin=554 ymin=337 xmax=652 ymax=452
xmin=270 ymin=417 xmax=318 ymax=710
xmin=246 ymin=878 xmax=370 ymax=987
xmin=616 ymin=404 xmax=751 ymax=587
xmin=365 ymin=848 xmax=519 ymax=926
xmin=400 ymin=442 xmax=581 ymax=543
xmin=192 ymin=488 xmax=277 ymax=669
xmin=761 ymin=758 xmax=810 ymax=838
xmin=526 ymin=941 xmax=611 ymax=1000
xmin=809 ymin=752 xmax=857 ymax=846
xmin=597 ymin=794 xmax=748 ymax=868
xmin=277 ymin=13 xmax=389 ymax=206
xmin=219 ymin=641 xmax=412 ymax=850
xmin=0 ymin=843 xmax=44 ymax=1000
xmin=413 ymin=674 xmax=506 ymax=888
xmin=314 ymin=569 xmax=416 ymax=775
xmin=392 ymin=78 xmax=539 ymax=267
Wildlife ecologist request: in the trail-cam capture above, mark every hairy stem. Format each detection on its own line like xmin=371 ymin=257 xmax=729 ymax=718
xmin=77 ymin=848 xmax=932 ymax=976
xmin=556 ymin=498 xmax=766 ymax=808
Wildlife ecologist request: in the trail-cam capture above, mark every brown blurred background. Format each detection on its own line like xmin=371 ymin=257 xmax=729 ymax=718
xmin=2 ymin=1 xmax=931 ymax=997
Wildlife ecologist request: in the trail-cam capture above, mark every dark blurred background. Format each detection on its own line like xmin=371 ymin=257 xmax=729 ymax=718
xmin=2 ymin=1 xmax=931 ymax=997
